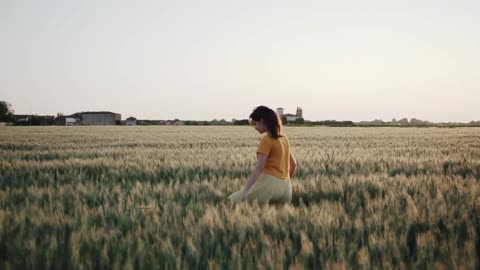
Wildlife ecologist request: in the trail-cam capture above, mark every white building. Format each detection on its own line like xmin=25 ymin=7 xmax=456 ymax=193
xmin=126 ymin=116 xmax=137 ymax=126
xmin=284 ymin=114 xmax=300 ymax=122
xmin=276 ymin=107 xmax=304 ymax=122
xmin=276 ymin=107 xmax=284 ymax=116
xmin=66 ymin=118 xmax=77 ymax=126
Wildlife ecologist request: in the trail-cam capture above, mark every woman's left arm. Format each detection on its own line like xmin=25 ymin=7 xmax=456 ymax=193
xmin=242 ymin=154 xmax=268 ymax=200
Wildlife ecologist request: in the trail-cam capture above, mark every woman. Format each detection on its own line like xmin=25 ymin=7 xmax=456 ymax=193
xmin=228 ymin=105 xmax=297 ymax=204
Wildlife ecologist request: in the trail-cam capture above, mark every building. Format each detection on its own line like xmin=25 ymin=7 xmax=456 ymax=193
xmin=296 ymin=107 xmax=303 ymax=118
xmin=55 ymin=114 xmax=81 ymax=126
xmin=284 ymin=113 xmax=299 ymax=122
xmin=161 ymin=119 xmax=184 ymax=126
xmin=126 ymin=116 xmax=137 ymax=126
xmin=276 ymin=107 xmax=284 ymax=116
xmin=276 ymin=107 xmax=304 ymax=122
xmin=79 ymin=111 xmax=121 ymax=125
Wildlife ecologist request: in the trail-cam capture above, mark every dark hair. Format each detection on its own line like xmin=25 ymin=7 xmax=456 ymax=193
xmin=249 ymin=106 xmax=283 ymax=139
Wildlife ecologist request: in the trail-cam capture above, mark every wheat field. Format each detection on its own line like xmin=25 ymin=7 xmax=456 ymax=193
xmin=1 ymin=126 xmax=479 ymax=269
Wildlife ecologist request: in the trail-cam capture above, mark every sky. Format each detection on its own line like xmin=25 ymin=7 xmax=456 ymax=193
xmin=1 ymin=0 xmax=479 ymax=122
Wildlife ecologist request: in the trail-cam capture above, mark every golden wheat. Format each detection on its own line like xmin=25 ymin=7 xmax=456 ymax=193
xmin=0 ymin=126 xmax=479 ymax=269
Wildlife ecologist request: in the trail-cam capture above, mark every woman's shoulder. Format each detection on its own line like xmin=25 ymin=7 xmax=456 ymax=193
xmin=278 ymin=135 xmax=290 ymax=145
xmin=262 ymin=134 xmax=289 ymax=141
xmin=260 ymin=134 xmax=271 ymax=142
xmin=270 ymin=134 xmax=289 ymax=143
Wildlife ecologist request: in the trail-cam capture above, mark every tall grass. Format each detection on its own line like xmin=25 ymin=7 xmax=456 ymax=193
xmin=0 ymin=126 xmax=479 ymax=269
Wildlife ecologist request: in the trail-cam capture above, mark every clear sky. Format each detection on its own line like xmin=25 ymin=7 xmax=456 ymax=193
xmin=1 ymin=0 xmax=479 ymax=122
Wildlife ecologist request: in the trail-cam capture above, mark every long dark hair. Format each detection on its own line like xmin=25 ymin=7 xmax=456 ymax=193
xmin=249 ymin=106 xmax=283 ymax=139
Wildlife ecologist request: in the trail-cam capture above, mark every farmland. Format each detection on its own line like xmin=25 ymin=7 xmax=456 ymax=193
xmin=1 ymin=126 xmax=479 ymax=269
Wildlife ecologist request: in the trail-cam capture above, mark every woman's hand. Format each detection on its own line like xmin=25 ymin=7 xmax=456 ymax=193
xmin=289 ymin=152 xmax=297 ymax=178
xmin=242 ymin=189 xmax=249 ymax=201
xmin=242 ymin=154 xmax=268 ymax=201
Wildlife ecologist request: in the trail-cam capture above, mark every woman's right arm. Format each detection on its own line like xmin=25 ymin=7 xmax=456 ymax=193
xmin=289 ymin=152 xmax=297 ymax=178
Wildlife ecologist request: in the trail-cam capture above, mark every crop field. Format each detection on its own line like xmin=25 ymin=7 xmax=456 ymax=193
xmin=1 ymin=126 xmax=479 ymax=269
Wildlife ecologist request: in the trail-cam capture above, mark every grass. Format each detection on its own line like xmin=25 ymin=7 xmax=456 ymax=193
xmin=0 ymin=126 xmax=479 ymax=269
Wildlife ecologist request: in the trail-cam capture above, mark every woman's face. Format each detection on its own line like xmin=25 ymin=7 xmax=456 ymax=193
xmin=251 ymin=119 xmax=267 ymax=134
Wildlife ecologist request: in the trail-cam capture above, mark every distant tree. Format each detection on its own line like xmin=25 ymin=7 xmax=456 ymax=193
xmin=19 ymin=115 xmax=55 ymax=126
xmin=233 ymin=119 xmax=249 ymax=125
xmin=398 ymin=118 xmax=409 ymax=125
xmin=0 ymin=101 xmax=14 ymax=122
xmin=31 ymin=115 xmax=40 ymax=125
xmin=115 ymin=120 xmax=121 ymax=125
xmin=293 ymin=117 xmax=305 ymax=124
xmin=281 ymin=116 xmax=287 ymax=125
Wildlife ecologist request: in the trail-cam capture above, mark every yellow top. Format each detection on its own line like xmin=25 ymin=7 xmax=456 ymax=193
xmin=256 ymin=134 xmax=290 ymax=179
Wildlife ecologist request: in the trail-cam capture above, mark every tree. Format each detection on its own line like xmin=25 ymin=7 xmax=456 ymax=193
xmin=233 ymin=119 xmax=249 ymax=125
xmin=0 ymin=101 xmax=14 ymax=122
xmin=293 ymin=117 xmax=305 ymax=124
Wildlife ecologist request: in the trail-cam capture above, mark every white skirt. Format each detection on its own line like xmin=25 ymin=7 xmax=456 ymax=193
xmin=228 ymin=173 xmax=292 ymax=204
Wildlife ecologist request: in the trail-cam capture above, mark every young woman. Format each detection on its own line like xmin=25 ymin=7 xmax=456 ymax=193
xmin=228 ymin=105 xmax=297 ymax=204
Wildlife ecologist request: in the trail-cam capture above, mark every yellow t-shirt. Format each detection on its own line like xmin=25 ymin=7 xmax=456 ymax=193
xmin=256 ymin=134 xmax=291 ymax=179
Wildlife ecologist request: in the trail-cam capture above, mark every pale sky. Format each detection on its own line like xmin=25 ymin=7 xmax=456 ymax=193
xmin=1 ymin=0 xmax=479 ymax=122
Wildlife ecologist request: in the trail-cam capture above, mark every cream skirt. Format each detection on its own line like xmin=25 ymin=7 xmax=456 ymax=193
xmin=228 ymin=173 xmax=292 ymax=204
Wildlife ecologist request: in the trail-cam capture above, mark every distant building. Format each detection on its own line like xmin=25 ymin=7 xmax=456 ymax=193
xmin=276 ymin=106 xmax=304 ymax=122
xmin=78 ymin=111 xmax=121 ymax=125
xmin=276 ymin=107 xmax=284 ymax=116
xmin=55 ymin=115 xmax=80 ymax=126
xmin=66 ymin=118 xmax=77 ymax=126
xmin=161 ymin=119 xmax=184 ymax=126
xmin=284 ymin=114 xmax=299 ymax=122
xmin=296 ymin=107 xmax=303 ymax=118
xmin=126 ymin=116 xmax=137 ymax=126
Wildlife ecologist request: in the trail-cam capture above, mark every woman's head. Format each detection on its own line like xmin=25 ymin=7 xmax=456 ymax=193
xmin=249 ymin=106 xmax=283 ymax=139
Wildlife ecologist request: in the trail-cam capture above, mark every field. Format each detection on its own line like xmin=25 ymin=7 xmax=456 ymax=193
xmin=1 ymin=126 xmax=480 ymax=269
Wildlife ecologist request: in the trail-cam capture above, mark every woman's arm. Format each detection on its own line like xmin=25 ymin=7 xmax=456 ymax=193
xmin=242 ymin=154 xmax=268 ymax=200
xmin=289 ymin=152 xmax=297 ymax=178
